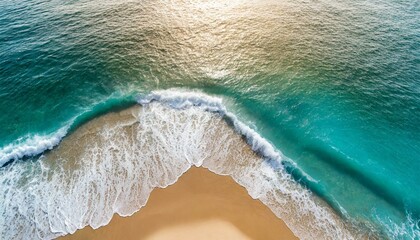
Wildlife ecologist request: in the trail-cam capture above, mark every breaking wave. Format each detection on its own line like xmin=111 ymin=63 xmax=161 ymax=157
xmin=0 ymin=89 xmax=368 ymax=239
xmin=0 ymin=126 xmax=69 ymax=167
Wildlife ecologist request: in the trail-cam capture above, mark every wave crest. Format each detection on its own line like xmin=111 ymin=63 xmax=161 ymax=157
xmin=0 ymin=126 xmax=69 ymax=167
xmin=0 ymin=89 xmax=360 ymax=239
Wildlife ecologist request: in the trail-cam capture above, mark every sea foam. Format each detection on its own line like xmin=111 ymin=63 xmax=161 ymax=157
xmin=0 ymin=89 xmax=361 ymax=240
xmin=0 ymin=126 xmax=69 ymax=167
xmin=138 ymin=89 xmax=289 ymax=165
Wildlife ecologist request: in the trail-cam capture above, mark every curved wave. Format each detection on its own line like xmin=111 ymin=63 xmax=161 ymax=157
xmin=0 ymin=94 xmax=136 ymax=168
xmin=0 ymin=89 xmax=370 ymax=239
xmin=137 ymin=89 xmax=291 ymax=167
xmin=0 ymin=126 xmax=69 ymax=167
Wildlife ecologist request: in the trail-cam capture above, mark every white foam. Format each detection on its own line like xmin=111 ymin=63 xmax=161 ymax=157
xmin=0 ymin=89 xmax=359 ymax=240
xmin=0 ymin=126 xmax=69 ymax=167
xmin=137 ymin=89 xmax=289 ymax=165
xmin=378 ymin=212 xmax=420 ymax=240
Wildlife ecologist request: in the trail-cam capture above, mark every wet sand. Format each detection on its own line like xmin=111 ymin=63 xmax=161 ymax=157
xmin=61 ymin=167 xmax=298 ymax=240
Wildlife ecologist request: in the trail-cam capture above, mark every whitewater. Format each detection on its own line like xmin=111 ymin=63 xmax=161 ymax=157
xmin=1 ymin=89 xmax=371 ymax=240
xmin=1 ymin=0 xmax=419 ymax=238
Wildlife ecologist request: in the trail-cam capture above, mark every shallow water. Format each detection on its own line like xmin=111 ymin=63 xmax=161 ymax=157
xmin=0 ymin=101 xmax=362 ymax=239
xmin=0 ymin=0 xmax=419 ymax=239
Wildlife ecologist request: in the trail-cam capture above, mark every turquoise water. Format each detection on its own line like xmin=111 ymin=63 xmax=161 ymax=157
xmin=1 ymin=0 xmax=419 ymax=238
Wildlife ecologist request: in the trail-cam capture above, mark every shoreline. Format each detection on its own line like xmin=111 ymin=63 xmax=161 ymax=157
xmin=60 ymin=167 xmax=298 ymax=240
xmin=2 ymin=103 xmax=357 ymax=239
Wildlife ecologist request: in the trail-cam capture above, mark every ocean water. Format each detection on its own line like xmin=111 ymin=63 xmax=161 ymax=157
xmin=0 ymin=0 xmax=419 ymax=239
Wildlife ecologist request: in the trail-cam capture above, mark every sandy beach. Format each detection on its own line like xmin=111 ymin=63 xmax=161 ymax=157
xmin=61 ymin=167 xmax=297 ymax=240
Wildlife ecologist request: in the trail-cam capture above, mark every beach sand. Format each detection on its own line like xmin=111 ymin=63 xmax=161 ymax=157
xmin=61 ymin=167 xmax=298 ymax=240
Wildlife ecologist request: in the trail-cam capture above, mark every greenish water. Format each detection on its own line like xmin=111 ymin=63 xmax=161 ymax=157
xmin=0 ymin=0 xmax=419 ymax=239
